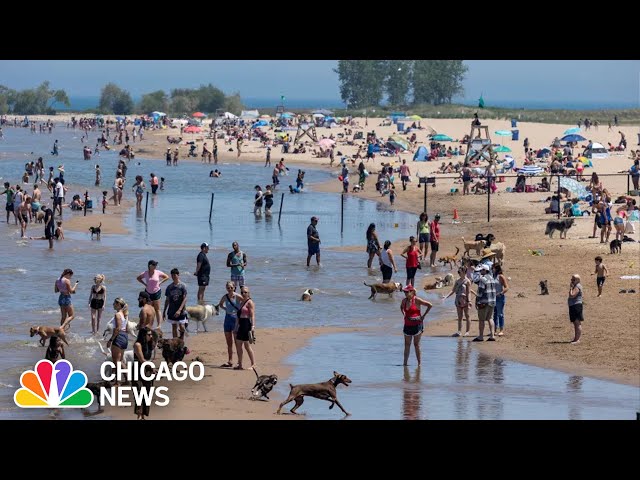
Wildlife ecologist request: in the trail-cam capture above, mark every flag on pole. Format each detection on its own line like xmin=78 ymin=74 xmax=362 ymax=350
xmin=478 ymin=93 xmax=485 ymax=109
xmin=281 ymin=95 xmax=285 ymax=102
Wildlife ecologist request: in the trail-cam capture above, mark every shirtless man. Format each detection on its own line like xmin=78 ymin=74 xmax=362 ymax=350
xmin=137 ymin=291 xmax=156 ymax=330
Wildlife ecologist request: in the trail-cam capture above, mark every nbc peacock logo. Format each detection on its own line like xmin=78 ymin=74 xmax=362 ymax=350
xmin=14 ymin=359 xmax=93 ymax=408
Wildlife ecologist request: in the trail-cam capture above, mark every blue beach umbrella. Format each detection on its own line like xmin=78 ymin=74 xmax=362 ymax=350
xmin=495 ymin=130 xmax=512 ymax=137
xmin=431 ymin=134 xmax=453 ymax=142
xmin=519 ymin=165 xmax=544 ymax=175
xmin=564 ymin=127 xmax=580 ymax=135
xmin=561 ymin=134 xmax=587 ymax=142
xmin=494 ymin=145 xmax=511 ymax=153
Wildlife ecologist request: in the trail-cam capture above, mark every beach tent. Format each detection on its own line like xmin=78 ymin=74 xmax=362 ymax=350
xmin=221 ymin=112 xmax=237 ymax=119
xmin=312 ymin=109 xmax=334 ymax=116
xmin=584 ymin=142 xmax=608 ymax=160
xmin=414 ymin=146 xmax=429 ymax=161
xmin=251 ymin=120 xmax=269 ymax=128
xmin=240 ymin=110 xmax=260 ymax=119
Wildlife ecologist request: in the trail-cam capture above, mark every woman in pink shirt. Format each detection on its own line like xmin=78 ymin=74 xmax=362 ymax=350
xmin=137 ymin=259 xmax=169 ymax=326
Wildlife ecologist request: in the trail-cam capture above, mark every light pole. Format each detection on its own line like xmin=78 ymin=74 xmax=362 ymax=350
xmin=364 ymin=110 xmax=368 ymax=127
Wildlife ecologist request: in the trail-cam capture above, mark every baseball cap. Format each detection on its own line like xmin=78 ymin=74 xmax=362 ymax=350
xmin=148 ymin=260 xmax=158 ymax=266
xmin=403 ymin=284 xmax=416 ymax=292
xmin=434 ymin=213 xmax=441 ymax=219
xmin=311 ymin=216 xmax=319 ymax=221
xmin=201 ymin=242 xmax=209 ymax=249
xmin=475 ymin=263 xmax=491 ymax=272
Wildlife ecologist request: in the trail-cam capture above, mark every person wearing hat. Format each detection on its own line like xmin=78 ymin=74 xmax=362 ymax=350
xmin=428 ymin=214 xmax=441 ymax=268
xmin=307 ymin=216 xmax=321 ymax=267
xmin=194 ymin=243 xmax=211 ymax=304
xmin=137 ymin=260 xmax=170 ymax=327
xmin=399 ymin=284 xmax=432 ymax=366
xmin=472 ymin=262 xmax=497 ymax=341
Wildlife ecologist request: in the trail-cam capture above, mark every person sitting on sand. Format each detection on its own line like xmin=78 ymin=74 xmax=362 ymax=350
xmin=538 ymin=176 xmax=550 ymax=192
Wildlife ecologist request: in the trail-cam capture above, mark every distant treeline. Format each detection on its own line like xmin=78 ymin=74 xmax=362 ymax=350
xmin=335 ymin=60 xmax=468 ymax=108
xmin=0 ymin=81 xmax=244 ymax=116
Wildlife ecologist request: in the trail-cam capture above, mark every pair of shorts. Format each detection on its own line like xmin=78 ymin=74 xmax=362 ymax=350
xmin=418 ymin=233 xmax=430 ymax=244
xmin=401 ymin=175 xmax=409 ymax=183
xmin=569 ymin=304 xmax=583 ymax=322
xmin=5 ymin=203 xmax=14 ymax=212
xmin=54 ymin=197 xmax=63 ymax=206
xmin=151 ymin=185 xmax=158 ymax=194
xmin=308 ymin=242 xmax=320 ymax=256
xmin=381 ymin=264 xmax=393 ymax=283
xmin=231 ymin=274 xmax=245 ymax=287
xmin=197 ymin=275 xmax=210 ymax=287
xmin=236 ymin=317 xmax=252 ymax=341
xmin=477 ymin=304 xmax=495 ymax=322
xmin=58 ymin=294 xmax=72 ymax=307
xmin=148 ymin=290 xmax=162 ymax=301
xmin=430 ymin=240 xmax=439 ymax=252
xmin=403 ymin=323 xmax=423 ymax=336
xmin=223 ymin=314 xmax=237 ymax=333
xmin=169 ymin=318 xmax=188 ymax=325
xmin=406 ymin=267 xmax=418 ymax=281
xmin=112 ymin=332 xmax=128 ymax=350
xmin=90 ymin=299 xmax=104 ymax=310
xmin=596 ymin=277 xmax=605 ymax=287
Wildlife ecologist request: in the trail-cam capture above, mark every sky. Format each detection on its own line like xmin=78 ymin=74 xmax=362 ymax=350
xmin=0 ymin=60 xmax=638 ymax=106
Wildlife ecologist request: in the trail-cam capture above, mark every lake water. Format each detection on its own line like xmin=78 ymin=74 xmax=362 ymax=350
xmin=1 ymin=125 xmax=638 ymax=420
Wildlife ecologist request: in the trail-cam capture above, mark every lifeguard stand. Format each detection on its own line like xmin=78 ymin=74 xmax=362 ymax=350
xmin=275 ymin=105 xmax=285 ymax=117
xmin=464 ymin=124 xmax=492 ymax=166
xmin=294 ymin=115 xmax=318 ymax=144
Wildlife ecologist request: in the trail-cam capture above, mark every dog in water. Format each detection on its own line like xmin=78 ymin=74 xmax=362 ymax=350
xmin=610 ymin=239 xmax=622 ymax=254
xmin=424 ymin=277 xmax=445 ymax=290
xmin=45 ymin=336 xmax=66 ymax=362
xmin=251 ymin=367 xmax=278 ymax=400
xmin=301 ymin=289 xmax=314 ymax=301
xmin=363 ymin=281 xmax=403 ymax=300
xmin=539 ymin=280 xmax=549 ymax=295
xmin=438 ymin=247 xmax=460 ymax=270
xmin=30 ymin=322 xmax=71 ymax=347
xmin=545 ymin=218 xmax=575 ymax=239
xmin=443 ymin=273 xmax=454 ymax=287
xmin=89 ymin=222 xmax=102 ymax=239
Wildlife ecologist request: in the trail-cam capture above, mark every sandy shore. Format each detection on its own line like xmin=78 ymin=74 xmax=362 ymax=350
xmin=104 ymin=326 xmax=360 ymax=420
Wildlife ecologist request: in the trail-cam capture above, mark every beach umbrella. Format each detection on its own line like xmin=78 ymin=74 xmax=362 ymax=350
xmin=192 ymin=112 xmax=206 ymax=118
xmin=560 ymin=176 xmax=589 ymax=199
xmin=495 ymin=130 xmax=512 ymax=137
xmin=408 ymin=115 xmax=422 ymax=120
xmin=536 ymin=147 xmax=551 ymax=158
xmin=561 ymin=134 xmax=587 ymax=142
xmin=431 ymin=134 xmax=453 ymax=142
xmin=564 ymin=127 xmax=581 ymax=135
xmin=251 ymin=120 xmax=268 ymax=128
xmin=312 ymin=109 xmax=334 ymax=116
xmin=389 ymin=135 xmax=410 ymax=149
xmin=280 ymin=113 xmax=293 ymax=119
xmin=259 ymin=115 xmax=271 ymax=119
xmin=494 ymin=145 xmax=511 ymax=153
xmin=151 ymin=111 xmax=166 ymax=117
xmin=275 ymin=132 xmax=288 ymax=138
xmin=387 ymin=141 xmax=406 ymax=152
xmin=519 ymin=165 xmax=544 ymax=175
xmin=318 ymin=138 xmax=335 ymax=150
xmin=183 ymin=126 xmax=201 ymax=133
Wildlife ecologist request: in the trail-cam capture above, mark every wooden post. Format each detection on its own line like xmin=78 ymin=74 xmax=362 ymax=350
xmin=208 ymin=192 xmax=215 ymax=223
xmin=144 ymin=191 xmax=149 ymax=222
xmin=628 ymin=174 xmax=631 ymax=195
xmin=83 ymin=190 xmax=88 ymax=217
xmin=341 ymin=193 xmax=344 ymax=235
xmin=557 ymin=174 xmax=561 ymax=220
xmin=487 ymin=177 xmax=490 ymax=222
xmin=277 ymin=193 xmax=284 ymax=225
xmin=423 ymin=183 xmax=427 ymax=214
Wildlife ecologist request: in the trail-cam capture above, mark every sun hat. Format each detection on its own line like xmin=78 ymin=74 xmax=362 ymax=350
xmin=403 ymin=284 xmax=416 ymax=292
xmin=480 ymin=248 xmax=496 ymax=259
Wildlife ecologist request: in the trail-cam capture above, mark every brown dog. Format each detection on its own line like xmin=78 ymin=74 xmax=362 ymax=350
xmin=276 ymin=371 xmax=352 ymax=416
xmin=462 ymin=237 xmax=485 ymax=256
xmin=363 ymin=281 xmax=403 ymax=300
xmin=424 ymin=277 xmax=444 ymax=290
xmin=45 ymin=336 xmax=66 ymax=362
xmin=489 ymin=242 xmax=506 ymax=264
xmin=30 ymin=324 xmax=70 ymax=347
xmin=438 ymin=246 xmax=460 ymax=270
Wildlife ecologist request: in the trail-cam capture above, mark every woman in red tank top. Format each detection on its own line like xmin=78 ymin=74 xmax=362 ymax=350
xmin=401 ymin=236 xmax=422 ymax=287
xmin=399 ymin=284 xmax=432 ymax=366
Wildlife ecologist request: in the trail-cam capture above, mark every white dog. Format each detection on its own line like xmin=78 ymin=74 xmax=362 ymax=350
xmin=443 ymin=273 xmax=455 ymax=287
xmin=185 ymin=304 xmax=218 ymax=333
xmin=102 ymin=318 xmax=138 ymax=340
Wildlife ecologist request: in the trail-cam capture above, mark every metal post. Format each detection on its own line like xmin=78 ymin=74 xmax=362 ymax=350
xmin=83 ymin=190 xmax=88 ymax=217
xmin=277 ymin=193 xmax=284 ymax=225
xmin=423 ymin=183 xmax=427 ymax=214
xmin=144 ymin=191 xmax=149 ymax=222
xmin=487 ymin=177 xmax=490 ymax=222
xmin=208 ymin=192 xmax=215 ymax=223
xmin=557 ymin=174 xmax=561 ymax=220
xmin=628 ymin=174 xmax=631 ymax=195
xmin=341 ymin=193 xmax=344 ymax=235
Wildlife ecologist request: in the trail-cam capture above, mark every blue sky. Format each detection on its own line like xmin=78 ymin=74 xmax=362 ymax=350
xmin=0 ymin=60 xmax=638 ymax=105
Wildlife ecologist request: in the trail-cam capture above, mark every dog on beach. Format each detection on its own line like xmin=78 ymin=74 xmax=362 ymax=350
xmin=545 ymin=218 xmax=575 ymax=239
xmin=276 ymin=371 xmax=352 ymax=416
xmin=363 ymin=281 xmax=403 ymax=300
xmin=84 ymin=380 xmax=116 ymax=415
xmin=45 ymin=336 xmax=66 ymax=362
xmin=475 ymin=233 xmax=496 ymax=248
xmin=185 ymin=304 xmax=218 ymax=333
xmin=89 ymin=222 xmax=102 ymax=239
xmin=301 ymin=289 xmax=314 ymax=301
xmin=539 ymin=280 xmax=549 ymax=295
xmin=443 ymin=273 xmax=454 ymax=287
xmin=424 ymin=277 xmax=445 ymax=290
xmin=489 ymin=242 xmax=506 ymax=265
xmin=103 ymin=318 xmax=138 ymax=339
xmin=438 ymin=246 xmax=460 ymax=270
xmin=251 ymin=368 xmax=278 ymax=400
xmin=157 ymin=337 xmax=188 ymax=366
xmin=610 ymin=239 xmax=622 ymax=254
xmin=462 ymin=237 xmax=485 ymax=256
xmin=30 ymin=322 xmax=71 ymax=347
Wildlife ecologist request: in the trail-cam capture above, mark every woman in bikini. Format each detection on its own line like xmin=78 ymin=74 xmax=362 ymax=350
xmin=399 ymin=285 xmax=432 ymax=366
xmin=365 ymin=223 xmax=381 ymax=269
xmin=234 ymin=285 xmax=256 ymax=370
xmin=132 ymin=175 xmax=146 ymax=210
xmin=55 ymin=268 xmax=78 ymax=328
xmin=217 ymin=281 xmax=243 ymax=368
xmin=443 ymin=266 xmax=476 ymax=337
xmin=88 ymin=274 xmax=107 ymax=335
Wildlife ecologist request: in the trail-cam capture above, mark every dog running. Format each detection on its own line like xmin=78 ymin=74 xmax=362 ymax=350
xmin=251 ymin=368 xmax=278 ymax=400
xmin=89 ymin=222 xmax=102 ymax=239
xmin=30 ymin=319 xmax=72 ymax=347
xmin=438 ymin=246 xmax=460 ymax=270
xmin=276 ymin=371 xmax=352 ymax=416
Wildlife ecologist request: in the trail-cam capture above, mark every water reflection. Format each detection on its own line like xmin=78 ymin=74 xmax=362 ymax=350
xmin=567 ymin=375 xmax=584 ymax=421
xmin=475 ymin=352 xmax=504 ymax=419
xmin=402 ymin=366 xmax=423 ymax=420
xmin=454 ymin=340 xmax=472 ymax=419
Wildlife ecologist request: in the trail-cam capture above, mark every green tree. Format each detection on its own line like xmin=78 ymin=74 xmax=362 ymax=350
xmin=384 ymin=60 xmax=412 ymax=107
xmin=138 ymin=90 xmax=169 ymax=114
xmin=224 ymin=92 xmax=244 ymax=115
xmin=334 ymin=60 xmax=385 ymax=109
xmin=194 ymin=84 xmax=226 ymax=113
xmin=3 ymin=81 xmax=69 ymax=114
xmin=99 ymin=83 xmax=134 ymax=114
xmin=412 ymin=60 xmax=467 ymax=105
xmin=170 ymin=95 xmax=196 ymax=115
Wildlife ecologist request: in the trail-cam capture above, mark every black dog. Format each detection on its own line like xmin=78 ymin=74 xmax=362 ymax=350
xmin=610 ymin=239 xmax=622 ymax=254
xmin=622 ymin=235 xmax=636 ymax=243
xmin=251 ymin=368 xmax=278 ymax=400
xmin=545 ymin=218 xmax=575 ymax=239
xmin=539 ymin=280 xmax=549 ymax=295
xmin=475 ymin=233 xmax=496 ymax=248
xmin=84 ymin=380 xmax=116 ymax=415
xmin=89 ymin=222 xmax=102 ymax=239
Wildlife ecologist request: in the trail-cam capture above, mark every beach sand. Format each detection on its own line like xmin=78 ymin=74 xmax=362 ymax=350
xmin=104 ymin=326 xmax=360 ymax=420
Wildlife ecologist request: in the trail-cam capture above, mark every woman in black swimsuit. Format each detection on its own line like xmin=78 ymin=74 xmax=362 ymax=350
xmin=88 ymin=274 xmax=107 ymax=335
